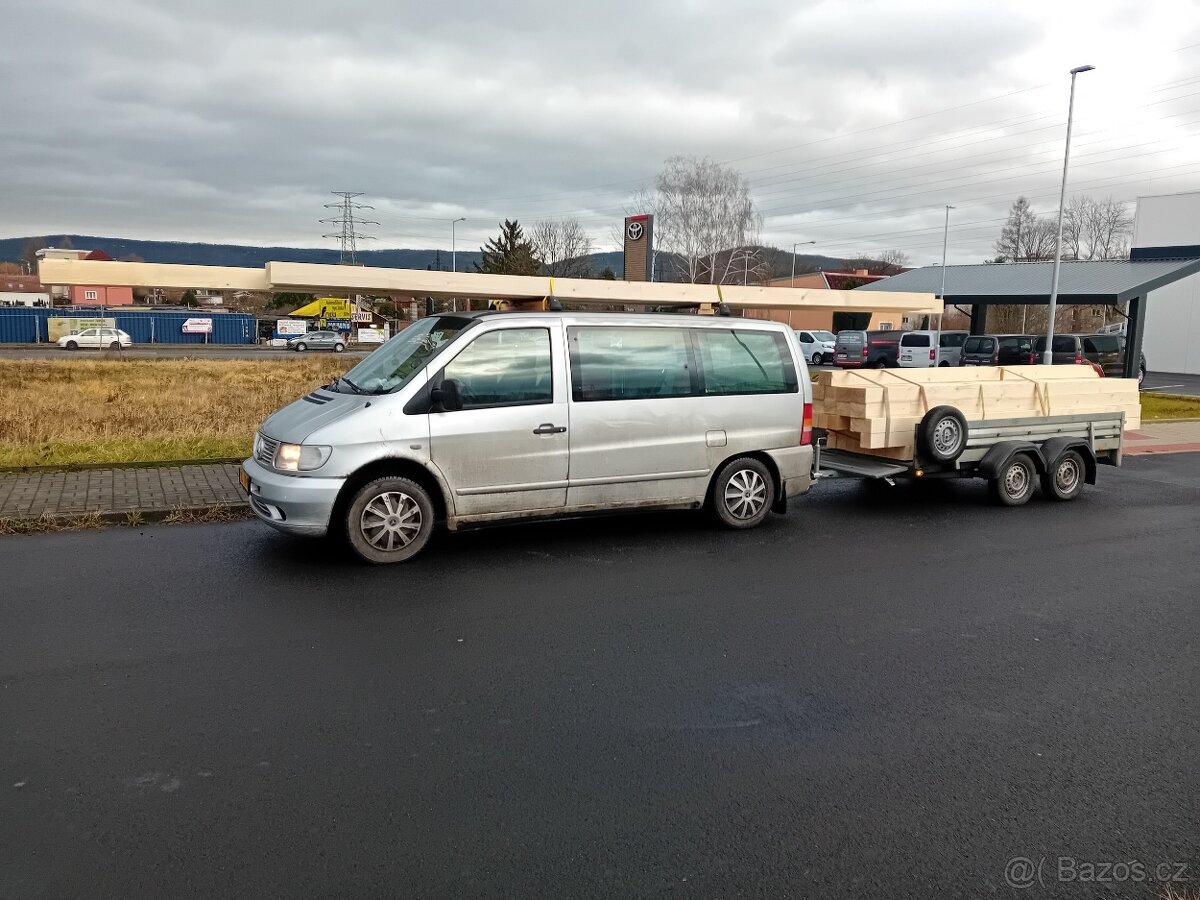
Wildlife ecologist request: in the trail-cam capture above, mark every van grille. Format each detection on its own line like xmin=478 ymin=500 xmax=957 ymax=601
xmin=256 ymin=433 xmax=280 ymax=467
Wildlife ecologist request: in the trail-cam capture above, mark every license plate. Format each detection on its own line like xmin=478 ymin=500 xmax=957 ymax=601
xmin=239 ymin=468 xmax=251 ymax=493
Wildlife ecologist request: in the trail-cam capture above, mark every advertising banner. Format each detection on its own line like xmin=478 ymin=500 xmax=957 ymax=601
xmin=276 ymin=319 xmax=308 ymax=336
xmin=47 ymin=317 xmax=115 ymax=342
xmin=290 ymin=297 xmax=354 ymax=320
xmin=182 ymin=317 xmax=213 ymax=334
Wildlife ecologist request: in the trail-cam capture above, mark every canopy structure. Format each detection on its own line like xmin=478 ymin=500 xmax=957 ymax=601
xmin=857 ymin=258 xmax=1200 ymax=379
xmin=38 ymin=258 xmax=942 ymax=316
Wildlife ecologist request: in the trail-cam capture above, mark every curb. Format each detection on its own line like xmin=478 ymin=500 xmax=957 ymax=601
xmin=0 ymin=501 xmax=253 ymax=535
xmin=0 ymin=458 xmax=244 ymax=475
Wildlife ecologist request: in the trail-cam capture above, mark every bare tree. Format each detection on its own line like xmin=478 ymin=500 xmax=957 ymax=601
xmin=994 ymin=197 xmax=1057 ymax=262
xmin=632 ymin=156 xmax=762 ymax=284
xmin=531 ymin=218 xmax=595 ymax=277
xmin=844 ymin=250 xmax=911 ymax=276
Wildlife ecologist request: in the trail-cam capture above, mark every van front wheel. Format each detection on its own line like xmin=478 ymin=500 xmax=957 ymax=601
xmin=345 ymin=476 xmax=435 ymax=563
xmin=711 ymin=457 xmax=775 ymax=529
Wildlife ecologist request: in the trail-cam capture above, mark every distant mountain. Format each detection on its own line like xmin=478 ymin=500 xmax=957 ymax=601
xmin=0 ymin=234 xmax=849 ymax=281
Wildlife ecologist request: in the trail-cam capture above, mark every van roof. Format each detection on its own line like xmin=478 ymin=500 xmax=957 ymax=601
xmin=449 ymin=309 xmax=793 ymax=331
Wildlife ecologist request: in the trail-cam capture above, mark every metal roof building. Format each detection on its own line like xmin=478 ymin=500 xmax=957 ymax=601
xmin=857 ymin=258 xmax=1200 ymax=379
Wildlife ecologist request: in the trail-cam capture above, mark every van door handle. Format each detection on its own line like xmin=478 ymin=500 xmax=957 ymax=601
xmin=533 ymin=423 xmax=567 ymax=435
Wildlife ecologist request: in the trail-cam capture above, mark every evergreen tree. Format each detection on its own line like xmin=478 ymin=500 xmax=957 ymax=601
xmin=475 ymin=219 xmax=540 ymax=276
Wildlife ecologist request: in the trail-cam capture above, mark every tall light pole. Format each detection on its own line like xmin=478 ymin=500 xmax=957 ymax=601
xmin=450 ymin=217 xmax=466 ymax=273
xmin=791 ymin=241 xmax=816 ymax=287
xmin=450 ymin=217 xmax=466 ymax=313
xmin=1044 ymin=64 xmax=1095 ymax=365
xmin=936 ymin=205 xmax=954 ymax=364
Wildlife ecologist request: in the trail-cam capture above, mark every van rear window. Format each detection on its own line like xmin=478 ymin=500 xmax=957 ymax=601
xmin=963 ymin=337 xmax=991 ymax=353
xmin=901 ymin=334 xmax=931 ymax=347
xmin=694 ymin=330 xmax=797 ymax=396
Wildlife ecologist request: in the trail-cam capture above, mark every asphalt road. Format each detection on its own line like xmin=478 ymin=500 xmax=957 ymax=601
xmin=1143 ymin=371 xmax=1200 ymax=396
xmin=2 ymin=455 xmax=1197 ymax=899
xmin=0 ymin=345 xmax=371 ymax=360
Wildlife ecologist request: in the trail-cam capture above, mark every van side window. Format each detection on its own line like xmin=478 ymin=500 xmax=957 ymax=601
xmin=441 ymin=328 xmax=552 ymax=408
xmin=570 ymin=327 xmax=693 ymax=402
xmin=694 ymin=329 xmax=797 ymax=396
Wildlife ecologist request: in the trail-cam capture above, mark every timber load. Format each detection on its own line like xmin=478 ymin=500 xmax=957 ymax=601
xmin=812 ymin=366 xmax=1141 ymax=461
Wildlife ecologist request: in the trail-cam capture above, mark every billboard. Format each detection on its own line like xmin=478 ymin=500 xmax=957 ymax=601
xmin=46 ymin=317 xmax=115 ymax=342
xmin=182 ymin=317 xmax=213 ymax=334
xmin=291 ymin=297 xmax=354 ymax=320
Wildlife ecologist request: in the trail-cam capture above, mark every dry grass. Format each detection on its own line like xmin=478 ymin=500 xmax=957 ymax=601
xmin=0 ymin=358 xmax=353 ymax=467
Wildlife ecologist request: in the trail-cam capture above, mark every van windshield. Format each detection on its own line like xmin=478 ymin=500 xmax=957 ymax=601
xmin=335 ymin=315 xmax=471 ymax=394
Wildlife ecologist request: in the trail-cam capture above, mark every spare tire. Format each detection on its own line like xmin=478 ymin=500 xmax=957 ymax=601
xmin=918 ymin=405 xmax=968 ymax=463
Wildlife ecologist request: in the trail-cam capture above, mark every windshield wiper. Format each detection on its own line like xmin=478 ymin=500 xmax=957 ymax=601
xmin=339 ymin=375 xmax=369 ymax=395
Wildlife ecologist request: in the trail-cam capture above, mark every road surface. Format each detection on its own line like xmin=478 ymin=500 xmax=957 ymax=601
xmin=2 ymin=454 xmax=1197 ymax=898
xmin=0 ymin=345 xmax=372 ymax=360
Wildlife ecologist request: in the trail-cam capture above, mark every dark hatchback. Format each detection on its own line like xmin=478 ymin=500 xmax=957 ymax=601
xmin=959 ymin=334 xmax=1036 ymax=366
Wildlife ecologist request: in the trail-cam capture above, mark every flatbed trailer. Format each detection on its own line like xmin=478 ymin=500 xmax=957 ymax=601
xmin=812 ymin=410 xmax=1126 ymax=505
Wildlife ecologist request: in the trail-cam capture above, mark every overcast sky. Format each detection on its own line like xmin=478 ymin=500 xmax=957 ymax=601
xmin=4 ymin=0 xmax=1199 ymax=264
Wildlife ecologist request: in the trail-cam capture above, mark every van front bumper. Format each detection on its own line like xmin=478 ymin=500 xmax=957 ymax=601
xmin=241 ymin=457 xmax=345 ymax=537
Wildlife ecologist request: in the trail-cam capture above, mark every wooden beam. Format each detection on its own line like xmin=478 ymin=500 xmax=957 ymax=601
xmin=38 ymin=259 xmax=270 ymax=292
xmin=38 ymin=258 xmax=943 ymax=314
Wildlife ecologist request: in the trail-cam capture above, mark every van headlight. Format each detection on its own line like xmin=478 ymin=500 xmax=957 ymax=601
xmin=274 ymin=443 xmax=332 ymax=471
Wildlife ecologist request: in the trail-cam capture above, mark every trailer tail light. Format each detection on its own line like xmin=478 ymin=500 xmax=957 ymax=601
xmin=801 ymin=402 xmax=813 ymax=445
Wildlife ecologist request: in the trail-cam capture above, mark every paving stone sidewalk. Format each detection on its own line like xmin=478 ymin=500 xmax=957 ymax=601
xmin=1 ymin=421 xmax=1198 ymax=523
xmin=0 ymin=463 xmax=245 ymax=520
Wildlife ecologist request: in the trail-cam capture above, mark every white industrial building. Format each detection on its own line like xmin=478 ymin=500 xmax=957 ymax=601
xmin=1133 ymin=190 xmax=1200 ymax=374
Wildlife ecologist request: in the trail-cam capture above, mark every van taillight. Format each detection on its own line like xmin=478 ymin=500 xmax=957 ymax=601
xmin=929 ymin=347 xmax=936 ymax=361
xmin=1074 ymin=352 xmax=1083 ymax=364
xmin=861 ymin=346 xmax=868 ymax=358
xmin=992 ymin=351 xmax=999 ymax=364
xmin=801 ymin=402 xmax=813 ymax=446
xmin=1028 ymin=352 xmax=1036 ymax=365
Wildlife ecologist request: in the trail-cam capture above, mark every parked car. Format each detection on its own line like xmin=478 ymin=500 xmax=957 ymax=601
xmin=1116 ymin=336 xmax=1148 ymax=386
xmin=834 ymin=330 xmax=902 ymax=368
xmin=287 ymin=330 xmax=346 ymax=352
xmin=937 ymin=330 xmax=971 ymax=367
xmin=795 ymin=329 xmax=836 ymax=365
xmin=959 ymin=334 xmax=1036 ymax=367
xmin=898 ymin=330 xmax=968 ymax=368
xmin=898 ymin=330 xmax=937 ymax=368
xmin=1032 ymin=335 xmax=1084 ymax=366
xmin=57 ymin=327 xmax=132 ymax=351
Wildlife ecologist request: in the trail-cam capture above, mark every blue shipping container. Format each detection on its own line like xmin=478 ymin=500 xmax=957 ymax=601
xmin=0 ymin=307 xmax=257 ymax=345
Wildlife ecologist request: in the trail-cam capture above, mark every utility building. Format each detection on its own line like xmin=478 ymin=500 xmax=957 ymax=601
xmin=1132 ymin=190 xmax=1200 ymax=375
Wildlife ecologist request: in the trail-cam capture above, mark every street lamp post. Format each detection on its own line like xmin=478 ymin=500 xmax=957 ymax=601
xmin=791 ymin=241 xmax=816 ymax=287
xmin=450 ymin=217 xmax=466 ymax=312
xmin=936 ymin=205 xmax=954 ymax=365
xmin=1043 ymin=64 xmax=1095 ymax=365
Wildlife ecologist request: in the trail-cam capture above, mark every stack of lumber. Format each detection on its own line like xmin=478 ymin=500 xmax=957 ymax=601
xmin=812 ymin=366 xmax=1141 ymax=460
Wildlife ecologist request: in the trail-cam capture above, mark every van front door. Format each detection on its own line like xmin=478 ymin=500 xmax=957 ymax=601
xmin=428 ymin=325 xmax=569 ymax=517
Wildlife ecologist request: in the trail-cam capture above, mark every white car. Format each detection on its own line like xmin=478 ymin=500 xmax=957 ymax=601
xmin=795 ymin=330 xmax=836 ymax=365
xmin=57 ymin=327 xmax=133 ymax=350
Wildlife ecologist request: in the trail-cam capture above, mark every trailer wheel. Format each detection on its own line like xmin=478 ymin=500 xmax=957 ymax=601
xmin=918 ymin=405 xmax=968 ymax=463
xmin=710 ymin=457 xmax=774 ymax=530
xmin=1041 ymin=449 xmax=1085 ymax=501
xmin=989 ymin=454 xmax=1036 ymax=507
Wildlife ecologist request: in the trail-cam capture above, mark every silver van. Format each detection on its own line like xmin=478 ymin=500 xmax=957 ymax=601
xmin=241 ymin=311 xmax=815 ymax=563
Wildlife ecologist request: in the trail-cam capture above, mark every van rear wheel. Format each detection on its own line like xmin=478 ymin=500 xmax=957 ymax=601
xmin=710 ymin=457 xmax=774 ymax=529
xmin=345 ymin=476 xmax=435 ymax=563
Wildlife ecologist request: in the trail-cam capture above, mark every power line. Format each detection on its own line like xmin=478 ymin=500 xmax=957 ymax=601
xmin=319 ymin=191 xmax=379 ymax=264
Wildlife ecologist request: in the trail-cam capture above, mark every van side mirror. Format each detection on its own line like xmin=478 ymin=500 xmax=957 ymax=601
xmin=431 ymin=378 xmax=463 ymax=412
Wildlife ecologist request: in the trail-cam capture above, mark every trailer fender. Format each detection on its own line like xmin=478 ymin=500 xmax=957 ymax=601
xmin=977 ymin=442 xmax=1046 ymax=480
xmin=1038 ymin=437 xmax=1098 ymax=485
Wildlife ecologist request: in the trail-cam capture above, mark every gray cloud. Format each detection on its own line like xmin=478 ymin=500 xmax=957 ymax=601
xmin=3 ymin=0 xmax=1199 ymax=263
